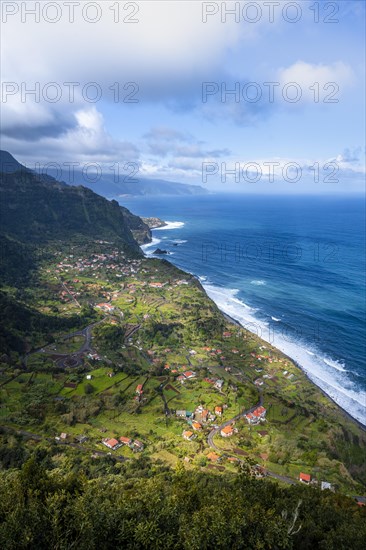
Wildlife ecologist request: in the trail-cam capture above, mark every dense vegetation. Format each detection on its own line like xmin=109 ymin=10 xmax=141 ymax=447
xmin=1 ymin=151 xmax=365 ymax=547
xmin=0 ymin=164 xmax=150 ymax=251
xmin=0 ymin=445 xmax=365 ymax=550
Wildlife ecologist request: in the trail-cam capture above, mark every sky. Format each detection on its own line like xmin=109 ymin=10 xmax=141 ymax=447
xmin=1 ymin=0 xmax=365 ymax=193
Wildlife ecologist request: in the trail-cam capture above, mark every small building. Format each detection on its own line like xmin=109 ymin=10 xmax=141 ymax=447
xmin=246 ymin=406 xmax=267 ymax=425
xmin=60 ymin=432 xmax=68 ymax=440
xmin=201 ymin=409 xmax=209 ymax=422
xmin=207 ymin=452 xmax=220 ymax=462
xmin=299 ymin=472 xmax=311 ymax=484
xmin=192 ymin=422 xmax=202 ymax=431
xmin=132 ymin=440 xmax=144 ymax=451
xmin=183 ymin=430 xmax=195 ymax=441
xmin=321 ymin=481 xmax=333 ymax=491
xmin=102 ymin=438 xmax=121 ymax=451
xmin=221 ymin=426 xmax=234 ymax=438
xmin=119 ymin=436 xmax=132 ymax=446
xmin=176 ymin=410 xmax=187 ymax=418
xmin=215 ymin=406 xmax=223 ymax=416
xmin=215 ymin=379 xmax=224 ymax=390
xmin=136 ymin=384 xmax=143 ymax=395
xmin=86 ymin=374 xmax=92 ymax=380
xmin=183 ymin=371 xmax=196 ymax=379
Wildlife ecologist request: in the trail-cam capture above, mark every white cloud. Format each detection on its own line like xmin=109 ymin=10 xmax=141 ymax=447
xmin=2 ymin=106 xmax=139 ymax=164
xmin=277 ymin=61 xmax=354 ymax=102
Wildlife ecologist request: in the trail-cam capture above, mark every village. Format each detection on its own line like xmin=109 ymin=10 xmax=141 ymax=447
xmin=0 ymin=240 xmax=361 ymax=496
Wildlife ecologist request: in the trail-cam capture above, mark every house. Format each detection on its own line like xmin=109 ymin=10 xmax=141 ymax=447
xmin=102 ymin=438 xmax=121 ymax=450
xmin=215 ymin=379 xmax=224 ymax=390
xmin=176 ymin=410 xmax=187 ymax=418
xmin=201 ymin=409 xmax=209 ymax=422
xmin=246 ymin=406 xmax=267 ymax=425
xmin=119 ymin=436 xmax=132 ymax=446
xmin=192 ymin=422 xmax=202 ymax=431
xmin=253 ymin=465 xmax=267 ymax=478
xmin=215 ymin=406 xmax=223 ymax=416
xmin=132 ymin=440 xmax=144 ymax=451
xmin=136 ymin=384 xmax=143 ymax=395
xmin=299 ymin=472 xmax=311 ymax=484
xmin=60 ymin=432 xmax=68 ymax=440
xmin=183 ymin=430 xmax=195 ymax=441
xmin=258 ymin=430 xmax=268 ymax=438
xmin=221 ymin=426 xmax=234 ymax=437
xmin=183 ymin=371 xmax=196 ymax=379
xmin=207 ymin=452 xmax=220 ymax=462
xmin=177 ymin=375 xmax=186 ymax=383
xmin=321 ymin=481 xmax=333 ymax=491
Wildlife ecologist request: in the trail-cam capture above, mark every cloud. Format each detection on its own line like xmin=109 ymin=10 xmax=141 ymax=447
xmin=142 ymin=126 xmax=232 ymax=165
xmin=2 ymin=106 xmax=139 ymax=165
xmin=277 ymin=61 xmax=354 ymax=102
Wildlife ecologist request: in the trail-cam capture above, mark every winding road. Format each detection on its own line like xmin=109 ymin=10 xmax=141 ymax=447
xmin=206 ymin=389 xmax=296 ymax=485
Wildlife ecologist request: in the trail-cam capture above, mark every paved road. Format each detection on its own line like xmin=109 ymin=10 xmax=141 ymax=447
xmin=206 ymin=389 xmax=297 ymax=486
xmin=207 ymin=394 xmax=262 ymax=451
xmin=24 ymin=317 xmax=107 ymax=368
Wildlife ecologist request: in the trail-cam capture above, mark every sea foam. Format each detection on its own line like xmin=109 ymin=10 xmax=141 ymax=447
xmin=203 ymin=282 xmax=366 ymax=426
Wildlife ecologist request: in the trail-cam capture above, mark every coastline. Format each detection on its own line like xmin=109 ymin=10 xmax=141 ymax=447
xmin=221 ymin=311 xmax=366 ymax=432
xmin=142 ymin=222 xmax=366 ymax=431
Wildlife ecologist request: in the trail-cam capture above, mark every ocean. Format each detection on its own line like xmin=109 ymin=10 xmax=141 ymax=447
xmin=119 ymin=194 xmax=366 ymax=426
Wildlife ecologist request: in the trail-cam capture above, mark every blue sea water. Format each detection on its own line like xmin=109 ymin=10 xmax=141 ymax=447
xmin=119 ymin=194 xmax=366 ymax=425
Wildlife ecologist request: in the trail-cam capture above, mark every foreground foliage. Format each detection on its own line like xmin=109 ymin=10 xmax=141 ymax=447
xmin=0 ymin=453 xmax=365 ymax=550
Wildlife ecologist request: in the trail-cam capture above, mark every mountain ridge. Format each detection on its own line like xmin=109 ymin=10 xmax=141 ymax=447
xmin=0 ymin=150 xmax=208 ymax=197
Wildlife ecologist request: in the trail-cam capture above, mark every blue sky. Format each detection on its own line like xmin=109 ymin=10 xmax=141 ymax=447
xmin=1 ymin=0 xmax=365 ymax=193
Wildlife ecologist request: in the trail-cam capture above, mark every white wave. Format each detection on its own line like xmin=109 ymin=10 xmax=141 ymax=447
xmin=172 ymin=239 xmax=187 ymax=244
xmin=323 ymin=357 xmax=348 ymax=373
xmin=141 ymin=237 xmax=162 ymax=257
xmin=202 ymin=282 xmax=366 ymax=426
xmin=198 ymin=275 xmax=207 ymax=282
xmin=251 ymin=280 xmax=266 ymax=286
xmin=154 ymin=221 xmax=185 ymax=231
xmin=271 ymin=316 xmax=281 ymax=322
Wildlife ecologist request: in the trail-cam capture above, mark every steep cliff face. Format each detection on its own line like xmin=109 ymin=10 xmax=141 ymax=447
xmin=0 ymin=154 xmax=151 ymax=251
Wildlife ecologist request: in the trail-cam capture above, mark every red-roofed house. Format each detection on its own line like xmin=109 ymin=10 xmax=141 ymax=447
xmin=207 ymin=452 xmax=220 ymax=461
xmin=136 ymin=384 xmax=143 ymax=395
xmin=183 ymin=371 xmax=196 ymax=379
xmin=119 ymin=436 xmax=132 ymax=446
xmin=299 ymin=472 xmax=311 ymax=484
xmin=192 ymin=422 xmax=202 ymax=431
xmin=221 ymin=425 xmax=234 ymax=437
xmin=246 ymin=406 xmax=266 ymax=424
xmin=183 ymin=430 xmax=195 ymax=441
xmin=102 ymin=438 xmax=121 ymax=450
xmin=215 ymin=406 xmax=223 ymax=416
